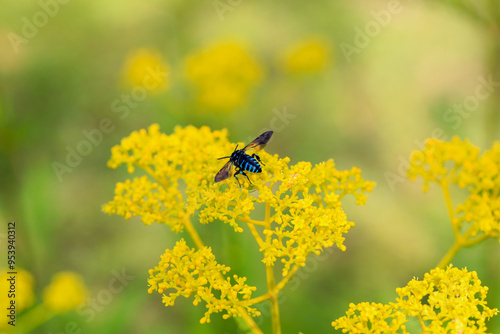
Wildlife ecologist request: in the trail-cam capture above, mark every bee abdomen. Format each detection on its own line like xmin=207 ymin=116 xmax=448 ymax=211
xmin=237 ymin=154 xmax=262 ymax=173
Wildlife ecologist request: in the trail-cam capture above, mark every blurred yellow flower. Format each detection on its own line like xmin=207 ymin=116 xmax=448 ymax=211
xmin=407 ymin=136 xmax=480 ymax=192
xmin=122 ymin=48 xmax=169 ymax=93
xmin=148 ymin=239 xmax=260 ymax=324
xmin=184 ymin=42 xmax=263 ymax=111
xmin=43 ymin=272 xmax=89 ymax=313
xmin=0 ymin=269 xmax=34 ymax=325
xmin=456 ymin=142 xmax=500 ymax=239
xmin=281 ymin=37 xmax=331 ymax=75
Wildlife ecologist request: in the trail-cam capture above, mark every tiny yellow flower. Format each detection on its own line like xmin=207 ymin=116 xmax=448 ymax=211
xmin=281 ymin=37 xmax=331 ymax=75
xmin=148 ymin=239 xmax=260 ymax=324
xmin=43 ymin=272 xmax=89 ymax=313
xmin=121 ymin=48 xmax=169 ymax=93
xmin=0 ymin=269 xmax=34 ymax=318
xmin=184 ymin=42 xmax=263 ymax=111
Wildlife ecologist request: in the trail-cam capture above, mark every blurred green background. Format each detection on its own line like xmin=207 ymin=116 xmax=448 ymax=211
xmin=1 ymin=0 xmax=499 ymax=333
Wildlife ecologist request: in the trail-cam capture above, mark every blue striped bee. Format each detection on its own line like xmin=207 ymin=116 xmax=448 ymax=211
xmin=215 ymin=131 xmax=273 ymax=186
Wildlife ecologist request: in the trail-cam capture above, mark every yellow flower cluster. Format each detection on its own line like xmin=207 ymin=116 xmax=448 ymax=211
xmin=202 ymin=158 xmax=372 ymax=277
xmin=456 ymin=142 xmax=500 ymax=238
xmin=281 ymin=37 xmax=331 ymax=75
xmin=103 ymin=124 xmax=374 ymax=324
xmin=148 ymin=239 xmax=260 ymax=324
xmin=43 ymin=272 xmax=89 ymax=313
xmin=121 ymin=48 xmax=169 ymax=93
xmin=407 ymin=137 xmax=480 ymax=192
xmin=332 ymin=302 xmax=408 ymax=334
xmin=103 ymin=124 xmax=232 ymax=232
xmin=333 ymin=266 xmax=498 ymax=333
xmin=184 ymin=42 xmax=263 ymax=111
xmin=397 ymin=266 xmax=498 ymax=333
xmin=408 ymin=137 xmax=500 ymax=242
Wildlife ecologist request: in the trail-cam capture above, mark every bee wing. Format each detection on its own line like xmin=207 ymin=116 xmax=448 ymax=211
xmin=214 ymin=160 xmax=234 ymax=182
xmin=242 ymin=131 xmax=273 ymax=153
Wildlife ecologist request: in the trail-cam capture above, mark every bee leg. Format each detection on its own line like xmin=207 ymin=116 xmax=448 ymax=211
xmin=234 ymin=175 xmax=242 ymax=187
xmin=234 ymin=169 xmax=251 ymax=186
xmin=233 ymin=169 xmax=246 ymax=187
xmin=252 ymin=154 xmax=264 ymax=166
xmin=242 ymin=171 xmax=252 ymax=184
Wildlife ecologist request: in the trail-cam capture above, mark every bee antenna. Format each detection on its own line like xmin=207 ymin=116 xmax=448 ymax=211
xmin=217 ymin=144 xmax=238 ymax=160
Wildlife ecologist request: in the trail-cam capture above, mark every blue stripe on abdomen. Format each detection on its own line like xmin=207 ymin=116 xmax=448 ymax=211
xmin=250 ymin=159 xmax=257 ymax=172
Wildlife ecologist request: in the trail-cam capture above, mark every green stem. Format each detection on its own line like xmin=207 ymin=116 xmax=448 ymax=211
xmin=17 ymin=304 xmax=54 ymax=333
xmin=436 ymin=222 xmax=489 ymax=269
xmin=235 ymin=308 xmax=264 ymax=334
xmin=462 ymin=234 xmax=489 ymax=247
xmin=274 ymin=265 xmax=300 ymax=292
xmin=248 ymin=265 xmax=301 ymax=305
xmin=436 ymin=239 xmax=462 ymax=269
xmin=264 ymin=202 xmax=281 ymax=334
xmin=248 ymin=292 xmax=272 ymax=305
xmin=266 ymin=264 xmax=281 ymax=334
xmin=440 ymin=179 xmax=460 ymax=239
xmin=417 ymin=314 xmax=427 ymax=331
xmin=183 ymin=216 xmax=204 ymax=249
xmin=183 ymin=216 xmax=262 ymax=333
xmin=246 ymin=222 xmax=265 ymax=248
xmin=236 ymin=216 xmax=266 ymax=227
